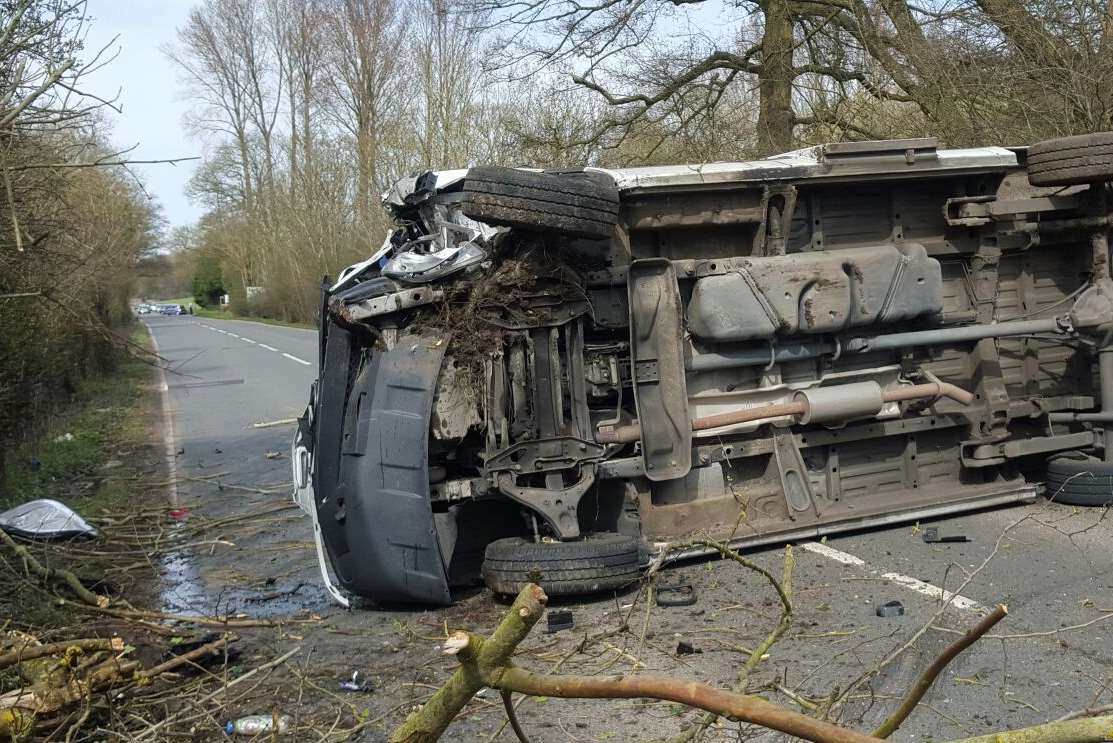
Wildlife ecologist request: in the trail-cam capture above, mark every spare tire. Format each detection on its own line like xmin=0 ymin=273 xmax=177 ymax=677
xmin=1044 ymin=456 xmax=1113 ymax=506
xmin=1028 ymin=132 xmax=1113 ymax=187
xmin=482 ymin=533 xmax=640 ymax=597
xmin=461 ymin=166 xmax=620 ymax=240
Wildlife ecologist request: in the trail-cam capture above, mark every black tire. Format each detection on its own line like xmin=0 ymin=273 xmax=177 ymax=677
xmin=1044 ymin=457 xmax=1113 ymax=506
xmin=482 ymin=533 xmax=640 ymax=597
xmin=461 ymin=166 xmax=620 ymax=240
xmin=1028 ymin=132 xmax=1113 ymax=187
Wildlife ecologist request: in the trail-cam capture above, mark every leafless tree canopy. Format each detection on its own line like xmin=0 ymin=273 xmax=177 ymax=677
xmin=0 ymin=1 xmax=159 ymax=472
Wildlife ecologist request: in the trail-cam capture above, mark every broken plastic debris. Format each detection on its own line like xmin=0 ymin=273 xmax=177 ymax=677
xmin=545 ymin=609 xmax=574 ymax=634
xmin=876 ymin=600 xmax=905 ymax=617
xmin=922 ymin=526 xmax=970 ymax=543
xmin=383 ymin=241 xmax=486 ymax=283
xmin=0 ymin=499 xmax=97 ymax=540
xmin=169 ymin=508 xmax=192 ymax=522
xmin=656 ymin=584 xmax=697 ymax=607
xmin=339 ymin=671 xmax=371 ymax=693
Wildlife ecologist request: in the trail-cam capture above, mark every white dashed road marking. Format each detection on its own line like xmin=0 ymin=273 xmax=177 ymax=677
xmin=802 ymin=541 xmax=985 ymax=612
xmin=201 ymin=322 xmax=309 ymax=366
xmin=879 ymin=572 xmax=985 ymax=611
xmin=801 ymin=542 xmax=865 ymax=566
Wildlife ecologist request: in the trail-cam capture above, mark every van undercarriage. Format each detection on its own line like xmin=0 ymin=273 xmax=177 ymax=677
xmin=293 ymin=134 xmax=1113 ymax=605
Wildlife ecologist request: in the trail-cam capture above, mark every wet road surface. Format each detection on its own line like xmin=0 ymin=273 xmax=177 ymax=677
xmin=142 ymin=313 xmax=1113 ymax=741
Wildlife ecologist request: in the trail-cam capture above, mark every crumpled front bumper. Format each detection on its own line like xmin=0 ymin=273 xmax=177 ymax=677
xmin=295 ymin=318 xmax=453 ymax=606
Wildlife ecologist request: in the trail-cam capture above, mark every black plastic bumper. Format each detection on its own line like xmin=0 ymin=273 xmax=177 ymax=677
xmin=312 ymin=319 xmax=452 ymax=605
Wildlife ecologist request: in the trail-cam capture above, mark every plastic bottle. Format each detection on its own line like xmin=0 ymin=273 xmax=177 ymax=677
xmin=224 ymin=715 xmax=290 ymax=736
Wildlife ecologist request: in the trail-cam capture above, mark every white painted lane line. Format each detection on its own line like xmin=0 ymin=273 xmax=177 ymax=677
xmin=240 ymin=338 xmax=256 ymax=344
xmin=803 ymin=541 xmax=985 ymax=612
xmin=258 ymin=344 xmax=278 ymax=352
xmin=801 ymin=542 xmax=865 ymax=566
xmin=880 ymin=573 xmax=985 ymax=612
xmin=283 ymin=352 xmax=312 ymax=366
xmin=227 ymin=333 xmax=240 ymax=338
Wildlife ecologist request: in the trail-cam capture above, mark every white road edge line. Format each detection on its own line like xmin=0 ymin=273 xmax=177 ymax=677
xmin=145 ymin=328 xmax=179 ymax=506
xmin=240 ymin=338 xmax=256 ymax=344
xmin=802 ymin=541 xmax=985 ymax=612
xmin=258 ymin=344 xmax=278 ymax=352
xmin=227 ymin=333 xmax=240 ymax=338
xmin=282 ymin=352 xmax=312 ymax=366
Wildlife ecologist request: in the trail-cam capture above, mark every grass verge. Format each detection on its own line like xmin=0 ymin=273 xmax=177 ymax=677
xmin=0 ymin=323 xmax=160 ymax=514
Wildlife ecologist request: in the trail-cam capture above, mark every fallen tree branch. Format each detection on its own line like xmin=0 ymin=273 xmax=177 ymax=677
xmin=54 ymin=596 xmax=318 ymax=628
xmin=391 ymin=585 xmax=1111 ymax=743
xmin=666 ymin=540 xmax=794 ymax=742
xmin=390 ymin=584 xmax=879 ymax=743
xmin=136 ymin=634 xmax=233 ymax=680
xmin=0 ymin=528 xmax=108 ymax=607
xmin=873 ymin=604 xmax=1009 ymax=737
xmin=951 ymin=715 xmax=1113 ymax=743
xmin=0 ymin=638 xmax=124 ymax=671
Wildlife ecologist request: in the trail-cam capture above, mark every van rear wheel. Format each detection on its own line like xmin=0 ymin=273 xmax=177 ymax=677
xmin=1044 ymin=456 xmax=1113 ymax=506
xmin=482 ymin=533 xmax=640 ymax=597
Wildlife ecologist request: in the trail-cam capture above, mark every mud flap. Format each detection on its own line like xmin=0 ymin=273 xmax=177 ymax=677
xmin=628 ymin=259 xmax=691 ymax=481
xmin=314 ymin=324 xmax=452 ymax=605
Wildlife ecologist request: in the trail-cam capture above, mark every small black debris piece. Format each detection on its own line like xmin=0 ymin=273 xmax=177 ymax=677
xmin=876 ymin=600 xmax=905 ymax=617
xmin=656 ymin=583 xmax=697 ymax=607
xmin=676 ymin=640 xmax=702 ymax=655
xmin=546 ymin=609 xmax=574 ymax=634
xmin=922 ymin=527 xmax=970 ymax=543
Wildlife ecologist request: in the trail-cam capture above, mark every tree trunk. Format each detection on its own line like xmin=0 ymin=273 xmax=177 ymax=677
xmin=756 ymin=0 xmax=795 ymax=156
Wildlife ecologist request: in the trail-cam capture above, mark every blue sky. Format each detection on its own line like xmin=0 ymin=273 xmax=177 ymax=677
xmin=83 ymin=0 xmax=203 ymax=230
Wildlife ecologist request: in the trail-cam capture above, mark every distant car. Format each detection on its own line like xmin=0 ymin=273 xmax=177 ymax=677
xmin=133 ymin=304 xmax=150 ymax=315
xmin=159 ymin=304 xmax=184 ymax=316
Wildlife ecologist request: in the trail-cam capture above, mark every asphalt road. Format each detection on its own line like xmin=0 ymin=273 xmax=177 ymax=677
xmin=143 ymin=313 xmax=327 ymax=614
xmin=141 ymin=312 xmax=1113 ymax=741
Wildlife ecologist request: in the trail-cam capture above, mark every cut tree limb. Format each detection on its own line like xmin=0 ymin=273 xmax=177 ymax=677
xmin=0 ymin=528 xmax=108 ymax=607
xmin=391 ymin=585 xmax=1113 ymax=743
xmin=873 ymin=604 xmax=1009 ymax=738
xmin=391 ymin=583 xmax=881 ymax=743
xmin=391 ymin=584 xmax=548 ymax=742
xmin=0 ymin=638 xmax=125 ymax=671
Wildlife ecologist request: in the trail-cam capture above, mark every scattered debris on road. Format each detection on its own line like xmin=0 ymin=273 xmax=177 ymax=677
xmin=545 ymin=610 xmax=574 ymax=634
xmin=922 ymin=526 xmax=971 ymax=543
xmin=876 ymin=600 xmax=906 ymax=617
xmin=656 ymin=583 xmax=697 ymax=607
xmin=251 ymin=418 xmax=297 ymax=429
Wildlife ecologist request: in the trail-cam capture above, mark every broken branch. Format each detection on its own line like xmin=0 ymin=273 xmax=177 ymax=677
xmin=0 ymin=638 xmax=124 ymax=671
xmin=873 ymin=604 xmax=1009 ymax=738
xmin=0 ymin=528 xmax=108 ymax=607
